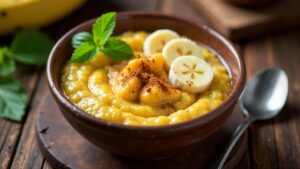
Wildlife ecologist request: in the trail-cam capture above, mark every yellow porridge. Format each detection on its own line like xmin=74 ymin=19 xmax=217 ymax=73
xmin=61 ymin=31 xmax=232 ymax=126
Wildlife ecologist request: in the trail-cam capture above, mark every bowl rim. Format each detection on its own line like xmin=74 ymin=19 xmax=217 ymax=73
xmin=47 ymin=11 xmax=246 ymax=133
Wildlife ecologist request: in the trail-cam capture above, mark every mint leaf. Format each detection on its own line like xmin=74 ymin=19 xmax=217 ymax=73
xmin=92 ymin=12 xmax=116 ymax=46
xmin=0 ymin=77 xmax=27 ymax=121
xmin=0 ymin=47 xmax=9 ymax=64
xmin=71 ymin=42 xmax=98 ymax=63
xmin=103 ymin=38 xmax=133 ymax=61
xmin=72 ymin=32 xmax=93 ymax=48
xmin=0 ymin=47 xmax=16 ymax=76
xmin=10 ymin=29 xmax=54 ymax=66
xmin=0 ymin=58 xmax=16 ymax=76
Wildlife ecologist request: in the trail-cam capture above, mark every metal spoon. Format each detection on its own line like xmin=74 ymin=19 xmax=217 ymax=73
xmin=214 ymin=68 xmax=288 ymax=169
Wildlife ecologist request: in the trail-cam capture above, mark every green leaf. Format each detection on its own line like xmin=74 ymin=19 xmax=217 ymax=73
xmin=0 ymin=47 xmax=16 ymax=76
xmin=10 ymin=29 xmax=54 ymax=66
xmin=71 ymin=42 xmax=98 ymax=63
xmin=71 ymin=32 xmax=93 ymax=49
xmin=69 ymin=12 xmax=133 ymax=63
xmin=103 ymin=38 xmax=133 ymax=61
xmin=0 ymin=77 xmax=27 ymax=122
xmin=0 ymin=58 xmax=16 ymax=76
xmin=92 ymin=12 xmax=116 ymax=46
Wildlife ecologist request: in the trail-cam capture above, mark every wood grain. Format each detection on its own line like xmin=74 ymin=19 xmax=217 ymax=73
xmin=42 ymin=162 xmax=52 ymax=169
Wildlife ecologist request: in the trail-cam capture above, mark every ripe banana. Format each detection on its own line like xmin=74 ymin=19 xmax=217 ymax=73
xmin=162 ymin=38 xmax=203 ymax=67
xmin=169 ymin=55 xmax=214 ymax=93
xmin=143 ymin=29 xmax=179 ymax=56
xmin=0 ymin=0 xmax=86 ymax=35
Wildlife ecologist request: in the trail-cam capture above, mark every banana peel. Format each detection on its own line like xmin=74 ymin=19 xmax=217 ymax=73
xmin=0 ymin=0 xmax=86 ymax=35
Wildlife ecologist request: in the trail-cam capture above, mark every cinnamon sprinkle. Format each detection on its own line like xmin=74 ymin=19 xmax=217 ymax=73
xmin=117 ymin=57 xmax=177 ymax=95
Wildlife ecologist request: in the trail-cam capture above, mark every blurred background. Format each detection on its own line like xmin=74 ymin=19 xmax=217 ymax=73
xmin=2 ymin=0 xmax=300 ymax=40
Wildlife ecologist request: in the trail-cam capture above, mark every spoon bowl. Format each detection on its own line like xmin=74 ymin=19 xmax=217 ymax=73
xmin=241 ymin=68 xmax=289 ymax=120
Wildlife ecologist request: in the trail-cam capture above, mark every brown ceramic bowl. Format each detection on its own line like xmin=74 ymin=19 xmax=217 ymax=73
xmin=47 ymin=12 xmax=245 ymax=160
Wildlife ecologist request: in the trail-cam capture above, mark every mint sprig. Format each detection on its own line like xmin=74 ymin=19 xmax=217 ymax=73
xmin=0 ymin=29 xmax=53 ymax=122
xmin=71 ymin=12 xmax=133 ymax=63
xmin=0 ymin=77 xmax=28 ymax=121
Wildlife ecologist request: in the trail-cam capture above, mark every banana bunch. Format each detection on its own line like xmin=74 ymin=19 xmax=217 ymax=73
xmin=144 ymin=29 xmax=215 ymax=94
xmin=0 ymin=0 xmax=86 ymax=35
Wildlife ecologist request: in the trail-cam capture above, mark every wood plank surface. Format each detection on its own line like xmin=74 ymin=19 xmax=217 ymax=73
xmin=189 ymin=0 xmax=300 ymax=40
xmin=0 ymin=0 xmax=299 ymax=169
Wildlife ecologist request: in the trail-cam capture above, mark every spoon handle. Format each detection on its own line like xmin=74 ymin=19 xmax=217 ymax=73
xmin=213 ymin=117 xmax=253 ymax=169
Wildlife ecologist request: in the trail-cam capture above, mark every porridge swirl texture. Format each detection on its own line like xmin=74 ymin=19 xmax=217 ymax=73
xmin=61 ymin=31 xmax=232 ymax=126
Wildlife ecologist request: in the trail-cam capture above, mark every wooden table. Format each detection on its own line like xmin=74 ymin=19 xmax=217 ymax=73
xmin=0 ymin=0 xmax=299 ymax=168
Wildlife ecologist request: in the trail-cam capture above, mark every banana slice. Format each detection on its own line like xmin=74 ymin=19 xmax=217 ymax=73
xmin=143 ymin=29 xmax=179 ymax=56
xmin=169 ymin=55 xmax=214 ymax=93
xmin=162 ymin=38 xmax=203 ymax=67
